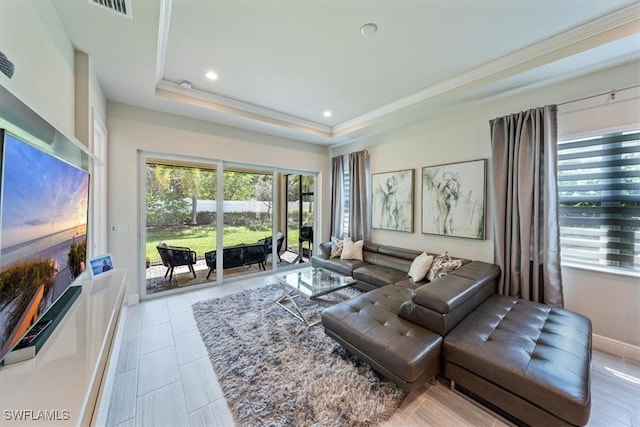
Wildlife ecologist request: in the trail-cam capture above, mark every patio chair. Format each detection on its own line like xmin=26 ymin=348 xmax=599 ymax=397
xmin=156 ymin=242 xmax=197 ymax=282
xmin=205 ymin=243 xmax=269 ymax=279
xmin=258 ymin=231 xmax=285 ymax=262
xmin=299 ymin=226 xmax=313 ymax=259
xmin=204 ymin=246 xmax=246 ymax=279
xmin=243 ymin=244 xmax=268 ymax=271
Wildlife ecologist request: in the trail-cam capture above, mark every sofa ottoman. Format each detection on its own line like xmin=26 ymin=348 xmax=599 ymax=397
xmin=322 ymin=285 xmax=442 ymax=391
xmin=443 ymin=295 xmax=592 ymax=426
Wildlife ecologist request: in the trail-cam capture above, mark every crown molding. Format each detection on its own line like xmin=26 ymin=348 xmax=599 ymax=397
xmin=332 ymin=2 xmax=640 ymax=137
xmin=154 ymin=3 xmax=639 ymax=141
xmin=155 ymin=80 xmax=332 ymax=138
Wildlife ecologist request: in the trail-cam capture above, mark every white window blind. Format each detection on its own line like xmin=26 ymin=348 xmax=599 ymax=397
xmin=342 ymin=156 xmax=350 ymax=236
xmin=558 ymin=130 xmax=640 ymax=272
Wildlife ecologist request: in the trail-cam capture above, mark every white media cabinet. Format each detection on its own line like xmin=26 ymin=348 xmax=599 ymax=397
xmin=0 ymin=268 xmax=126 ymax=426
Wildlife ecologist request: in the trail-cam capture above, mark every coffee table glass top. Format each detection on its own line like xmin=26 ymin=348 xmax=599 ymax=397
xmin=276 ymin=267 xmax=357 ymax=299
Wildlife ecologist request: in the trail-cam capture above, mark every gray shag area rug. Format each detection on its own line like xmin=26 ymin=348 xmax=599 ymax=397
xmin=192 ymin=284 xmax=407 ymax=426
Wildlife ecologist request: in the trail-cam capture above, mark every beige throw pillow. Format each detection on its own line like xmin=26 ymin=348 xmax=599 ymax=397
xmin=330 ymin=236 xmax=344 ymax=258
xmin=408 ymin=252 xmax=434 ymax=282
xmin=427 ymin=252 xmax=463 ymax=281
xmin=340 ymin=238 xmax=364 ymax=261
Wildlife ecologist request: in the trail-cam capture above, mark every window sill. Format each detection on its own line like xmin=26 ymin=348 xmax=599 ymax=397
xmin=561 ymin=262 xmax=640 ymax=280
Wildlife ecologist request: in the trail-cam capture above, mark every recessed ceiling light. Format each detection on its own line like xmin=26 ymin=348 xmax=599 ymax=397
xmin=205 ymin=71 xmax=218 ymax=80
xmin=323 ymin=110 xmax=332 ymax=118
xmin=179 ymin=80 xmax=193 ymax=90
xmin=360 ymin=23 xmax=377 ymax=37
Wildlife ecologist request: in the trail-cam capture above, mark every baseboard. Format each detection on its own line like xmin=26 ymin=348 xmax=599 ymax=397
xmin=592 ymin=333 xmax=640 ymax=362
xmin=92 ymin=303 xmax=128 ymax=427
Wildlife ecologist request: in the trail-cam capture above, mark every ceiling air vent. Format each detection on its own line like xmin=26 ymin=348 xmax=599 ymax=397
xmin=90 ymin=0 xmax=133 ymax=18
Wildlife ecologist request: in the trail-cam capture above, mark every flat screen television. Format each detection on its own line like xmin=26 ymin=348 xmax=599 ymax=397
xmin=0 ymin=129 xmax=90 ymax=362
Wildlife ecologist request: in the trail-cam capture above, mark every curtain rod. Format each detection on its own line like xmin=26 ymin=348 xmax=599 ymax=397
xmin=557 ymin=84 xmax=640 ymax=106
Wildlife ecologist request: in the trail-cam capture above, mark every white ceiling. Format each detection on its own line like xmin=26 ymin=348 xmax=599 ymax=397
xmin=52 ymin=0 xmax=640 ymax=145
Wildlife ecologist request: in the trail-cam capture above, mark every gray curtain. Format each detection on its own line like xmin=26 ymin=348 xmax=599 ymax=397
xmin=330 ymin=155 xmax=345 ymax=238
xmin=490 ymin=105 xmax=564 ymax=307
xmin=348 ymin=150 xmax=371 ymax=241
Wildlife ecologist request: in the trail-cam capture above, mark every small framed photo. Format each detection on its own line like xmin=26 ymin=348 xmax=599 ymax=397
xmin=88 ymin=253 xmax=114 ymax=277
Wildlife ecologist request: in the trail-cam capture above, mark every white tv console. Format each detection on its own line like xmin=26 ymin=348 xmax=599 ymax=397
xmin=0 ymin=268 xmax=126 ymax=426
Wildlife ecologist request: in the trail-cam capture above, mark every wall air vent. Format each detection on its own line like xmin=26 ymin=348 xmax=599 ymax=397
xmin=90 ymin=0 xmax=133 ymax=19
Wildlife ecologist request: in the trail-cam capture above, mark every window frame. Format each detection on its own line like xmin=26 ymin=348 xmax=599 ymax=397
xmin=557 ymin=127 xmax=640 ymax=278
xmin=341 ymin=156 xmax=350 ymax=237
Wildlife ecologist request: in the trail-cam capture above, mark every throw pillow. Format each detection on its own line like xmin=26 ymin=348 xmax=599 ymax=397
xmin=427 ymin=252 xmax=463 ymax=281
xmin=408 ymin=252 xmax=434 ymax=282
xmin=340 ymin=237 xmax=364 ymax=261
xmin=330 ymin=236 xmax=344 ymax=258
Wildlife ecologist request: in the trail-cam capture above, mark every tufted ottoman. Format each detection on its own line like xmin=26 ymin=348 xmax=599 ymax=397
xmin=322 ymin=285 xmax=442 ymax=391
xmin=443 ymin=295 xmax=592 ymax=426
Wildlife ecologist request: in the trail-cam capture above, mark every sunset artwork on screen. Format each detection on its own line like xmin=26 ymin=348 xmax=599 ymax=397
xmin=0 ymin=130 xmax=89 ymax=360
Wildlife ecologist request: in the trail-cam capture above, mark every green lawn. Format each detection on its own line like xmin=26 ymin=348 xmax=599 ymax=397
xmin=146 ymin=225 xmax=300 ymax=263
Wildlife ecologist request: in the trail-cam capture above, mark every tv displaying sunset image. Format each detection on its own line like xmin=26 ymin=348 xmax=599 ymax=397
xmin=0 ymin=130 xmax=89 ymax=360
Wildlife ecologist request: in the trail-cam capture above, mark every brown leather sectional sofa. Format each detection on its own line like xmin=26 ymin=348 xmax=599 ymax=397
xmin=312 ymin=241 xmax=592 ymax=426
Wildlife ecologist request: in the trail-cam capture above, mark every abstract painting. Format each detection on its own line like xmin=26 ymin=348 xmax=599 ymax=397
xmin=422 ymin=159 xmax=486 ymax=239
xmin=372 ymin=169 xmax=414 ymax=232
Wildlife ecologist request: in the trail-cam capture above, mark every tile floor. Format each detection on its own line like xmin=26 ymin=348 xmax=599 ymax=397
xmin=105 ymin=275 xmax=270 ymax=427
xmin=104 ymin=270 xmax=640 ymax=427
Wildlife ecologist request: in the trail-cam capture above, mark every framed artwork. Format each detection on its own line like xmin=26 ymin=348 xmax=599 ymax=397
xmin=372 ymin=169 xmax=414 ymax=232
xmin=88 ymin=253 xmax=114 ymax=277
xmin=421 ymin=159 xmax=486 ymax=239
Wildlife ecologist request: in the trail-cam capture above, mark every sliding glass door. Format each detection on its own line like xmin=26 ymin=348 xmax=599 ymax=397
xmin=140 ymin=153 xmax=317 ymax=298
xmin=222 ymin=169 xmax=274 ymax=280
xmin=285 ymin=174 xmax=315 ymax=263
xmin=144 ymin=162 xmax=217 ymax=295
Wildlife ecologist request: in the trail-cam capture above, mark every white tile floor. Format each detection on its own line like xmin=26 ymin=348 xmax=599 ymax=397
xmin=104 ymin=271 xmax=640 ymax=427
xmin=106 ymin=275 xmax=272 ymax=427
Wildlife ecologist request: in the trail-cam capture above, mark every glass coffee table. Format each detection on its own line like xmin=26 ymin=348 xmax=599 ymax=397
xmin=275 ymin=267 xmax=357 ymax=327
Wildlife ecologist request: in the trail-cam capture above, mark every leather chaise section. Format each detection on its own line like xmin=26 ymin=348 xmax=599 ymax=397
xmin=322 ymin=285 xmax=442 ymax=385
xmin=443 ymin=295 xmax=592 ymax=426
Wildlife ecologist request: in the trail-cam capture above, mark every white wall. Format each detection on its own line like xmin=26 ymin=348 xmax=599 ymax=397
xmin=107 ymin=102 xmax=330 ymax=297
xmin=1 ymin=0 xmax=108 ymax=266
xmin=74 ymin=51 xmax=107 ymax=147
xmin=332 ymin=60 xmax=640 ymax=348
xmin=0 ymin=0 xmax=75 ymax=135
xmin=0 ymin=1 xmax=106 ymax=148
xmin=334 ymin=102 xmax=494 ymax=263
xmin=563 ymin=267 xmax=639 ymax=348
xmin=89 ymin=61 xmax=107 ymax=126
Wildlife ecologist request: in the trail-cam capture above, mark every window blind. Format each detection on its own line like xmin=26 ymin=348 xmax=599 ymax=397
xmin=342 ymin=156 xmax=350 ymax=236
xmin=558 ymin=130 xmax=640 ymax=271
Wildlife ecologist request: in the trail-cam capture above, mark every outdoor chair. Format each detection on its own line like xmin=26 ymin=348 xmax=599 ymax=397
xmin=156 ymin=242 xmax=197 ymax=282
xmin=257 ymin=231 xmax=285 ymax=262
xmin=204 ymin=244 xmax=268 ymax=279
xmin=243 ymin=244 xmax=268 ymax=271
xmin=299 ymin=226 xmax=313 ymax=259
